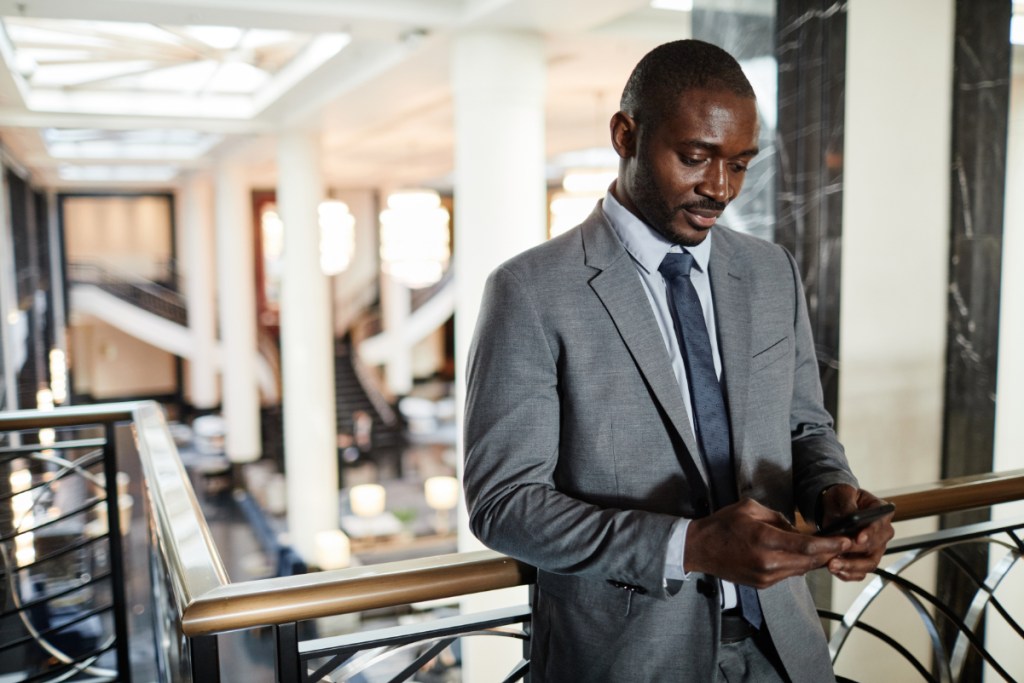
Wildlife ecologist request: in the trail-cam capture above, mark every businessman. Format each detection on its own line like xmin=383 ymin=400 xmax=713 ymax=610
xmin=463 ymin=39 xmax=894 ymax=682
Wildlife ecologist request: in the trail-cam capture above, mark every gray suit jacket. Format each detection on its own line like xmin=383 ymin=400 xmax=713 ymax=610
xmin=464 ymin=207 xmax=858 ymax=682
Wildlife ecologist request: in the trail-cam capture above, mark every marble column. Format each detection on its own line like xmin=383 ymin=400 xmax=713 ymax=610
xmin=773 ymin=0 xmax=846 ymax=419
xmin=181 ymin=173 xmax=220 ymax=411
xmin=765 ymin=0 xmax=848 ymax=620
xmin=938 ymin=2 xmax=1013 ymax=680
xmin=277 ymin=129 xmax=339 ymax=565
xmin=214 ymin=160 xmax=262 ymax=463
xmin=451 ymin=29 xmax=546 ymax=682
xmin=941 ymin=0 xmax=1012 ymax=490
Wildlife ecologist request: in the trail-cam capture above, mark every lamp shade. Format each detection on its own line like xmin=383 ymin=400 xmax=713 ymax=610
xmin=424 ymin=475 xmax=459 ymax=511
xmin=349 ymin=483 xmax=386 ymax=517
xmin=315 ymin=529 xmax=351 ymax=570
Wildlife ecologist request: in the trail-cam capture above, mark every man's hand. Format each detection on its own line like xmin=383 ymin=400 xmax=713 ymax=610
xmin=684 ymin=498 xmax=852 ymax=588
xmin=819 ymin=484 xmax=895 ymax=582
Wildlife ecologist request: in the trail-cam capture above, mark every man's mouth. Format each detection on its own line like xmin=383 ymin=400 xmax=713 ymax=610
xmin=679 ymin=203 xmax=724 ymax=229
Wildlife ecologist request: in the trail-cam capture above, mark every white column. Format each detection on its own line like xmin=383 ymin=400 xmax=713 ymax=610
xmin=381 ymin=272 xmax=412 ymax=395
xmin=181 ymin=173 xmax=220 ymax=410
xmin=452 ymin=28 xmax=548 ymax=534
xmin=988 ymin=49 xmax=1024 ymax=683
xmin=451 ymin=29 xmax=547 ymax=681
xmin=994 ymin=57 xmax=1024 ymax=486
xmin=837 ymin=1 xmax=953 ymax=680
xmin=277 ymin=129 xmax=339 ymax=564
xmin=214 ymin=160 xmax=261 ymax=463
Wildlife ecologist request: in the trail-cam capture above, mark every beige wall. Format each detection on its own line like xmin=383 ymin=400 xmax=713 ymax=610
xmin=63 ymin=195 xmax=173 ymax=280
xmin=985 ymin=42 xmax=1024 ymax=683
xmin=63 ymin=194 xmax=178 ymax=401
xmin=835 ymin=0 xmax=954 ymax=678
xmin=70 ymin=317 xmax=176 ymax=399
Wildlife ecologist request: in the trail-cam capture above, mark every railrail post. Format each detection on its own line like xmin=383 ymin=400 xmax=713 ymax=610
xmin=276 ymin=621 xmax=302 ymax=683
xmin=189 ymin=635 xmax=221 ymax=682
xmin=102 ymin=420 xmax=132 ymax=681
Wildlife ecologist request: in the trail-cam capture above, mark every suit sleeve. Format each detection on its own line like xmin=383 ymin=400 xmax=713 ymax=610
xmin=463 ymin=264 xmax=680 ymax=596
xmin=781 ymin=247 xmax=859 ymax=520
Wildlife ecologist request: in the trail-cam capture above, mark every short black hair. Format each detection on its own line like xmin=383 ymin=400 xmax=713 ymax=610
xmin=619 ymin=39 xmax=755 ymax=124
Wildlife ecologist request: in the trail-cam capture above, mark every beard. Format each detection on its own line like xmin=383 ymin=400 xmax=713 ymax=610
xmin=629 ymin=157 xmax=726 ymax=247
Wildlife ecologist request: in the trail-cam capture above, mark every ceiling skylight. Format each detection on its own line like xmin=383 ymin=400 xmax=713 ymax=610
xmin=57 ymin=164 xmax=180 ymax=183
xmin=42 ymin=128 xmax=223 ymax=161
xmin=0 ymin=17 xmax=349 ymax=118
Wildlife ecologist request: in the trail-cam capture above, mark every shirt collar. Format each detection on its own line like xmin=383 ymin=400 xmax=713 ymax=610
xmin=601 ymin=190 xmax=712 ymax=274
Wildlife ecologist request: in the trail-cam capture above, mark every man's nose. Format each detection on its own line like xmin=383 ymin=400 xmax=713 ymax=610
xmin=696 ymin=161 xmax=730 ymax=202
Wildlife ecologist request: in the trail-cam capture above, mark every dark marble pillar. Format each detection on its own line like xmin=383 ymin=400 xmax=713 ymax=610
xmin=938 ymin=2 xmax=1012 ymax=680
xmin=942 ymin=1 xmax=1012 ymax=495
xmin=774 ymin=0 xmax=847 ymax=423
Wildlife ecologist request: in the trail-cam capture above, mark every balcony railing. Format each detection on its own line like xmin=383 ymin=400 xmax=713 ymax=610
xmin=1 ymin=402 xmax=1022 ymax=682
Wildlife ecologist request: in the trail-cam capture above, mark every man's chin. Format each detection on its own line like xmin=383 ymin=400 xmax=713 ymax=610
xmin=667 ymin=222 xmax=712 ymax=247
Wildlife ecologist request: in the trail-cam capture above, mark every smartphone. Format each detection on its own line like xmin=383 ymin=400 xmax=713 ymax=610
xmin=815 ymin=502 xmax=895 ymax=537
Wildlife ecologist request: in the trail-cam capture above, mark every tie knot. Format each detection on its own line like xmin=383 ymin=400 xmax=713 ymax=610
xmin=659 ymin=251 xmax=696 ymax=280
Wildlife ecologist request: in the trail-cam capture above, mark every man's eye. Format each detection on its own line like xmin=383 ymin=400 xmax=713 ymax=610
xmin=680 ymin=155 xmax=705 ymax=166
xmin=730 ymin=163 xmax=748 ymax=173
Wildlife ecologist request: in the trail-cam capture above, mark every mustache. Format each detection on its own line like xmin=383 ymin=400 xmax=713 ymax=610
xmin=679 ymin=199 xmax=727 ymax=212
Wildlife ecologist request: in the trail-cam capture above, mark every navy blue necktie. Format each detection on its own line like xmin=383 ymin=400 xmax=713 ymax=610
xmin=659 ymin=251 xmax=763 ymax=629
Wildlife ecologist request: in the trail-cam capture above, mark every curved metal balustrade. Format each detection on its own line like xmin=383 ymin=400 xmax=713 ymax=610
xmin=0 ymin=404 xmax=138 ymax=682
xmin=2 ymin=402 xmax=1023 ymax=682
xmin=821 ymin=518 xmax=1023 ymax=682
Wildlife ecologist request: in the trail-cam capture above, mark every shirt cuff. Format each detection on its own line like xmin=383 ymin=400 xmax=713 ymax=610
xmin=663 ymin=518 xmax=692 ymax=581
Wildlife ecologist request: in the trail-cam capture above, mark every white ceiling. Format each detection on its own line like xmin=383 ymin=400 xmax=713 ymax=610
xmin=0 ymin=0 xmax=698 ymax=192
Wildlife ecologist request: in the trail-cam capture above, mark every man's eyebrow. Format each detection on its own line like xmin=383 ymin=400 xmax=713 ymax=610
xmin=680 ymin=140 xmax=760 ymax=157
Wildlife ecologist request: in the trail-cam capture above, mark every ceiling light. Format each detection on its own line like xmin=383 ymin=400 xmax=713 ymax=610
xmin=379 ymin=190 xmax=450 ymax=289
xmin=183 ymin=25 xmax=244 ymax=51
xmin=318 ymin=200 xmax=355 ymax=276
xmin=57 ymin=164 xmax=178 ymax=182
xmin=651 ymin=0 xmax=694 ymax=11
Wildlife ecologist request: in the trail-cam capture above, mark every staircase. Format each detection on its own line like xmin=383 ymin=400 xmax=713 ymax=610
xmin=334 ymin=339 xmax=405 ymax=479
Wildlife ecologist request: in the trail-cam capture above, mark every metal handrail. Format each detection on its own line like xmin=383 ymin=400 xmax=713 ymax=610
xmin=879 ymin=468 xmax=1024 ymax=522
xmin=1 ymin=403 xmax=1022 ymax=640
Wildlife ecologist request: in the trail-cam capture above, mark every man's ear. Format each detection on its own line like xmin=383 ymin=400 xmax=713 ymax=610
xmin=610 ymin=111 xmax=638 ymax=159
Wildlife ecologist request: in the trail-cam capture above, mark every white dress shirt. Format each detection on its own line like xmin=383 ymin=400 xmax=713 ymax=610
xmin=602 ymin=191 xmax=738 ymax=609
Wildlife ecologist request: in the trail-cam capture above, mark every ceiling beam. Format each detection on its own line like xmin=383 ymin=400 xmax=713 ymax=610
xmin=0 ymin=0 xmax=463 ymax=32
xmin=0 ymin=107 xmax=273 ymax=134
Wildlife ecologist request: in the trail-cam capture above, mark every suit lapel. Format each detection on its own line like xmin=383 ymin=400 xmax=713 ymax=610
xmin=581 ymin=210 xmax=708 ymax=484
xmin=709 ymin=230 xmax=752 ymax=484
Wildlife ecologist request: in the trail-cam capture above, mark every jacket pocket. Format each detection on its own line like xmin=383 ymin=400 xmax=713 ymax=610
xmin=751 ymin=336 xmax=790 ymax=373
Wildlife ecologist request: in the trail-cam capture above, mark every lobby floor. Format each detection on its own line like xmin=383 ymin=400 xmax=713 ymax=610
xmin=178 ymin=441 xmax=463 ymax=683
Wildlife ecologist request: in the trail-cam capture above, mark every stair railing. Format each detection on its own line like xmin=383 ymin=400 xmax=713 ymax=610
xmin=67 ymin=261 xmax=187 ymax=326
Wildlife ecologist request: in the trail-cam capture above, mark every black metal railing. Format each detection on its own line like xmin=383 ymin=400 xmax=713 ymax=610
xmin=821 ymin=516 xmax=1023 ymax=682
xmin=67 ymin=261 xmax=187 ymax=326
xmin=0 ymin=405 xmax=138 ymax=682
xmin=2 ymin=402 xmax=1023 ymax=682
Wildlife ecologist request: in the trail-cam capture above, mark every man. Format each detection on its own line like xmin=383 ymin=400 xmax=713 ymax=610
xmin=463 ymin=39 xmax=894 ymax=682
